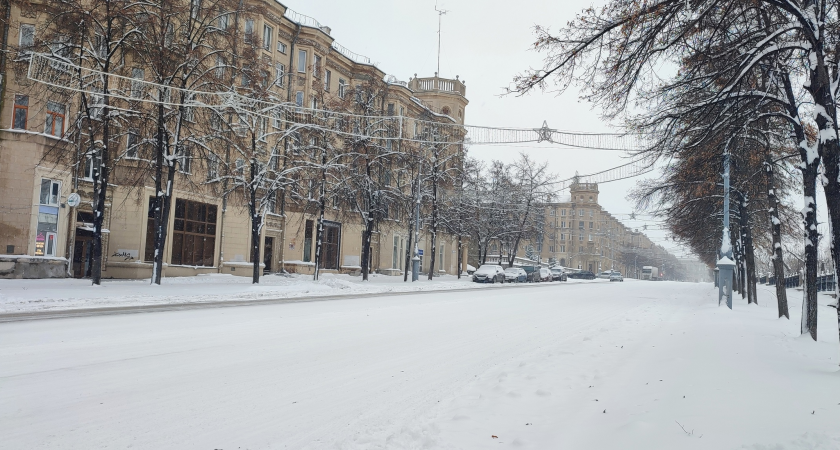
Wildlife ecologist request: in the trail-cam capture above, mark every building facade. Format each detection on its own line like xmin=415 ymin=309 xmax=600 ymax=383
xmin=482 ymin=181 xmax=676 ymax=278
xmin=0 ymin=1 xmax=469 ymax=279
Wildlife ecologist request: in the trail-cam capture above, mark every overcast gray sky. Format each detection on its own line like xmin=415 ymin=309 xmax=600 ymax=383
xmin=290 ymin=0 xmax=690 ymax=256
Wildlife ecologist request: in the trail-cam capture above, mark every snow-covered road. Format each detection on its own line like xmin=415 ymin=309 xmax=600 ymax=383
xmin=1 ymin=281 xmax=838 ymax=449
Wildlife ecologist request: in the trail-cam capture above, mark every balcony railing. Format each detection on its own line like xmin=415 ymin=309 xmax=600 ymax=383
xmin=283 ymin=7 xmax=375 ymax=66
xmin=409 ymin=75 xmax=466 ymax=97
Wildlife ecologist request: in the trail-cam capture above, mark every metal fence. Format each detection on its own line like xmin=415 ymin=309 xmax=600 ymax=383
xmin=764 ymin=274 xmax=835 ymax=291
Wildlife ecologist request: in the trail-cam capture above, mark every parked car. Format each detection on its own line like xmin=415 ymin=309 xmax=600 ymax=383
xmin=550 ymin=267 xmax=567 ymax=281
xmin=521 ymin=265 xmax=541 ymax=282
xmin=472 ymin=265 xmax=505 ymax=283
xmin=568 ymin=270 xmax=597 ymax=280
xmin=466 ymin=264 xmax=477 ymax=275
xmin=538 ymin=267 xmax=553 ymax=282
xmin=597 ymin=271 xmax=614 ymax=279
xmin=504 ymin=267 xmax=528 ymax=283
xmin=610 ymin=273 xmax=624 ymax=282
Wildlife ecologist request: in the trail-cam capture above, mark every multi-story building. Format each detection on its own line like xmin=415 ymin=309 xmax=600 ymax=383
xmin=0 ymin=1 xmax=469 ymax=279
xmin=483 ymin=181 xmax=675 ymax=278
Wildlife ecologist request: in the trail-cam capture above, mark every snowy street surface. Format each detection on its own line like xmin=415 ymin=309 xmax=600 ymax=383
xmin=2 ymin=281 xmax=839 ymax=449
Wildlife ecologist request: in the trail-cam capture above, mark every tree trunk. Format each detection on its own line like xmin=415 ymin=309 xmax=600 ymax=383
xmin=736 ymin=192 xmax=757 ymax=304
xmin=764 ymin=156 xmax=789 ymax=318
xmin=427 ymin=163 xmax=438 ymax=280
xmin=313 ymin=149 xmax=327 ymax=281
xmin=250 ymin=157 xmax=261 ymax=284
xmin=90 ymin=55 xmax=112 ymax=286
xmin=151 ymin=100 xmax=166 ymax=285
xmin=457 ymin=235 xmax=462 ymax=279
xmin=361 ymin=218 xmax=373 ymax=281
xmin=403 ymin=216 xmax=414 ymax=282
xmin=801 ymin=161 xmax=819 ymax=340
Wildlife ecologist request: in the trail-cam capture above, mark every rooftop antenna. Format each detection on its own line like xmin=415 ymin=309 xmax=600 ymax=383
xmin=435 ymin=1 xmax=448 ymax=76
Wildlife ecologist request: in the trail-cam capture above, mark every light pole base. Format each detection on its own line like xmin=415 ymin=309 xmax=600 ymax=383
xmin=412 ymin=256 xmax=420 ymax=282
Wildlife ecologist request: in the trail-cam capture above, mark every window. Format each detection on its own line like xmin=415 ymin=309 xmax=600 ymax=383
xmin=171 ymin=199 xmax=217 ymax=266
xmin=241 ymin=70 xmax=250 ymax=88
xmin=550 ymin=209 xmax=555 ymax=216
xmin=579 ymin=221 xmax=584 ymax=229
xmin=19 ymin=24 xmax=34 ymax=56
xmin=272 ymin=107 xmax=282 ymax=129
xmin=217 ymin=13 xmax=230 ymax=30
xmin=13 ymin=95 xmax=28 ymax=130
xmin=215 ymin=55 xmax=225 ymax=78
xmin=177 ymin=146 xmax=191 ymax=173
xmin=399 ymin=106 xmax=405 ymax=116
xmin=164 ymin=23 xmax=174 ymax=47
xmin=311 ymin=96 xmax=318 ymax=110
xmin=263 ymin=24 xmax=272 ymax=50
xmin=244 ymin=19 xmax=254 ymax=44
xmin=550 ymin=246 xmax=555 ymax=253
xmin=560 ymin=233 xmax=565 ymax=241
xmin=561 ymin=209 xmax=566 ymax=216
xmin=39 ymin=178 xmax=61 ymax=206
xmin=560 ymin=245 xmax=566 ymax=253
xmin=89 ymin=93 xmax=104 ymax=120
xmin=83 ymin=151 xmax=102 ymax=180
xmin=126 ymin=131 xmax=140 ymax=159
xmin=387 ymin=103 xmax=394 ymax=116
xmin=36 ymin=179 xmax=60 ymax=257
xmin=258 ymin=117 xmax=268 ymax=142
xmin=266 ymin=191 xmax=277 ymax=214
xmin=131 ymin=68 xmax=145 ymax=99
xmin=589 ymin=221 xmax=594 ymax=229
xmin=297 ymin=49 xmax=306 ymax=72
xmin=579 ymin=234 xmax=583 ymax=241
xmin=338 ymin=78 xmax=346 ymax=98
xmin=324 ymin=69 xmax=331 ymax=91
xmin=277 ymin=41 xmax=287 ymax=53
xmin=275 ymin=63 xmax=285 ymax=87
xmin=589 ymin=234 xmax=593 ymax=242
xmin=579 ymin=209 xmax=584 ymax=216
xmin=561 ymin=221 xmax=566 ymax=228
xmin=313 ymin=55 xmax=321 ymax=77
xmin=190 ymin=0 xmax=201 ymax=19
xmin=45 ymin=101 xmax=65 ymax=137
xmin=235 ymin=158 xmax=245 ymax=177
xmin=295 ymin=91 xmax=304 ymax=107
xmin=590 ymin=209 xmax=594 ymax=217
xmin=207 ymin=153 xmax=219 ymax=181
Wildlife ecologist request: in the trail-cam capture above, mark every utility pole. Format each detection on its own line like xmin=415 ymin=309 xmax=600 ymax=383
xmin=717 ymin=151 xmax=735 ymax=308
xmin=435 ymin=2 xmax=448 ymax=76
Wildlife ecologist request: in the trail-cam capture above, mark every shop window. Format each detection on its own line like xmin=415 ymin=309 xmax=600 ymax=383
xmin=36 ymin=179 xmax=60 ymax=256
xmin=171 ymin=198 xmax=217 ymax=266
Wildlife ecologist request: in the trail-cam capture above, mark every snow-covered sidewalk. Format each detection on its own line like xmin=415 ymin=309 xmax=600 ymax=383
xmin=0 ymin=273 xmax=604 ymax=314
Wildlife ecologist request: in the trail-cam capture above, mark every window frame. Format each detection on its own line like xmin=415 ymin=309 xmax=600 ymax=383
xmin=262 ymin=24 xmax=273 ymax=50
xmin=297 ymin=49 xmax=307 ymax=73
xmin=13 ymin=94 xmax=28 ymax=130
xmin=45 ymin=101 xmax=66 ymax=137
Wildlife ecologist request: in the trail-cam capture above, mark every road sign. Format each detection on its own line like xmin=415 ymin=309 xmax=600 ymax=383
xmin=66 ymin=193 xmax=81 ymax=207
xmin=418 ymin=249 xmax=424 ymax=256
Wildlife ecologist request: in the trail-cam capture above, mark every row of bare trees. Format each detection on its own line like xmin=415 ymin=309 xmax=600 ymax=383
xmin=514 ymin=0 xmax=839 ymax=343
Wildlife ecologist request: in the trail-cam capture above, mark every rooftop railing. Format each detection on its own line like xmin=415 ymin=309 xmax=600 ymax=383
xmin=283 ymin=7 xmax=374 ymax=66
xmin=408 ymin=75 xmax=466 ymax=97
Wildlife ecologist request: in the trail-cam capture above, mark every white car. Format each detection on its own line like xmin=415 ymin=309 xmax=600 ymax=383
xmin=472 ymin=265 xmax=505 ymax=283
xmin=609 ymin=273 xmax=624 ymax=282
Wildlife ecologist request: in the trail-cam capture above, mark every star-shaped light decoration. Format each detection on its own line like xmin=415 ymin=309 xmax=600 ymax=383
xmin=535 ymin=120 xmax=554 ymax=143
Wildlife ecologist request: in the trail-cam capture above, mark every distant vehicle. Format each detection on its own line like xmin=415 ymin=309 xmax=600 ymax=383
xmin=466 ymin=264 xmax=477 ymax=275
xmin=597 ymin=271 xmax=619 ymax=279
xmin=550 ymin=267 xmax=568 ymax=281
xmin=520 ymin=265 xmax=541 ymax=282
xmin=504 ymin=267 xmax=527 ymax=283
xmin=569 ymin=270 xmax=596 ymax=280
xmin=609 ymin=273 xmax=624 ymax=282
xmin=538 ymin=268 xmax=553 ymax=282
xmin=473 ymin=265 xmax=505 ymax=283
xmin=641 ymin=266 xmax=660 ymax=281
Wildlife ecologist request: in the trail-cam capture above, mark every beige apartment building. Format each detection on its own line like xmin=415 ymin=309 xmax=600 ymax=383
xmin=485 ymin=181 xmax=670 ymax=278
xmin=0 ymin=1 xmax=469 ymax=279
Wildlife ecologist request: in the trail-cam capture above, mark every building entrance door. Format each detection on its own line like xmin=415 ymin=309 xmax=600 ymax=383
xmin=263 ymin=237 xmax=274 ymax=274
xmin=72 ymin=229 xmax=94 ymax=278
xmin=320 ymin=221 xmax=341 ymax=270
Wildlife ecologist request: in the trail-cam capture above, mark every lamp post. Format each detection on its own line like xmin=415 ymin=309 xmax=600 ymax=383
xmin=716 ymin=151 xmax=735 ymax=308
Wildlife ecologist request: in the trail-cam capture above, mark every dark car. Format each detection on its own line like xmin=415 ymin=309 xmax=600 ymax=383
xmin=568 ymin=270 xmax=596 ymax=280
xmin=550 ymin=267 xmax=567 ymax=281
xmin=538 ymin=267 xmax=553 ymax=282
xmin=472 ymin=265 xmax=506 ymax=283
xmin=520 ymin=265 xmax=541 ymax=282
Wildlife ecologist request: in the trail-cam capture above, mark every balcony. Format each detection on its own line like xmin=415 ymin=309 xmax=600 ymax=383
xmin=408 ymin=74 xmax=466 ymax=97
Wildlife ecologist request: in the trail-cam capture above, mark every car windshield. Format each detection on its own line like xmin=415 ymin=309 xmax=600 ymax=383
xmin=504 ymin=268 xmax=519 ymax=273
xmin=475 ymin=266 xmax=497 ymax=274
